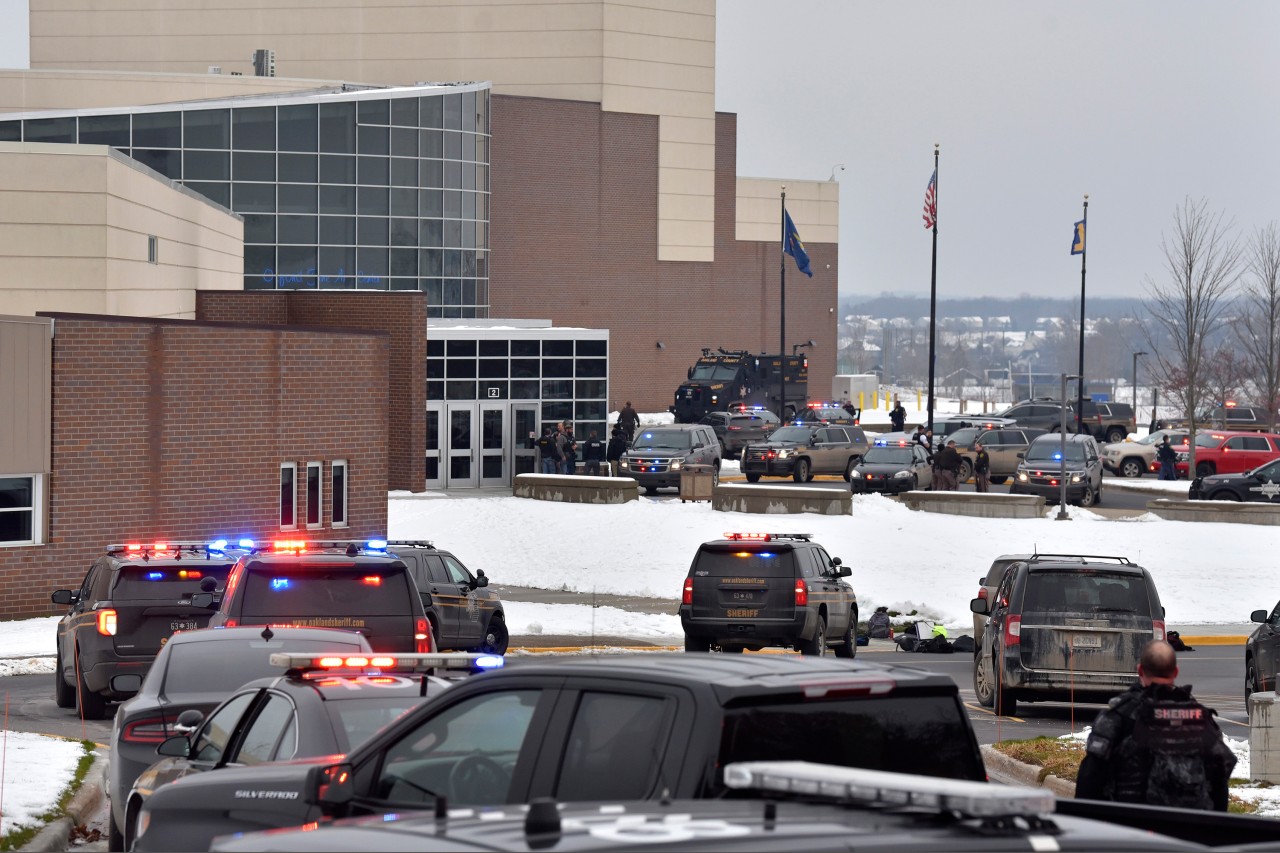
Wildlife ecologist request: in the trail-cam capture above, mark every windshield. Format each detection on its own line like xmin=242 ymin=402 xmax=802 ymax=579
xmin=241 ymin=565 xmax=414 ymax=617
xmin=1023 ymin=570 xmax=1152 ymax=614
xmin=688 ymin=363 xmax=739 ymax=382
xmin=863 ymin=447 xmax=914 ymax=465
xmin=767 ymin=426 xmax=813 ymax=443
xmin=632 ymin=429 xmax=693 ymax=450
xmin=1194 ymin=433 xmax=1224 ymax=448
xmin=160 ymin=636 xmax=367 ymax=695
xmin=1025 ymin=441 xmax=1085 ymax=463
xmin=1137 ymin=431 xmax=1187 ymax=446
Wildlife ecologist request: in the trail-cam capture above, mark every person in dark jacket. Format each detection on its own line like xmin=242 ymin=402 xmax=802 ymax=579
xmin=889 ymin=401 xmax=907 ymax=433
xmin=536 ymin=426 xmax=559 ymax=474
xmin=560 ymin=421 xmax=578 ymax=475
xmin=1076 ymin=640 xmax=1235 ymax=811
xmin=581 ymin=430 xmax=606 ymax=476
xmin=606 ymin=425 xmax=628 ymax=476
xmin=932 ymin=440 xmax=962 ymax=490
xmin=1156 ymin=435 xmax=1179 ymax=480
xmin=618 ymin=402 xmax=640 ymax=441
xmin=973 ymin=441 xmax=991 ymax=492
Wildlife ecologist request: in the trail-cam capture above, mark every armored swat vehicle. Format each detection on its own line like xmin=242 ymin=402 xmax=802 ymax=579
xmin=671 ymin=348 xmax=808 ymax=422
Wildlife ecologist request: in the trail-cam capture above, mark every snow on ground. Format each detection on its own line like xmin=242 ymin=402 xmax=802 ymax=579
xmin=0 ymin=616 xmax=59 ymax=676
xmin=0 ymin=731 xmax=86 ymax=838
xmin=503 ymin=600 xmax=680 ymax=640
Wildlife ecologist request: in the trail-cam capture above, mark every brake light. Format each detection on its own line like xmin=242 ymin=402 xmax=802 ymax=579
xmin=225 ymin=618 xmax=238 ymax=627
xmin=1152 ymin=619 xmax=1165 ymax=642
xmin=178 ymin=570 xmax=201 ymax=579
xmin=97 ymin=609 xmax=117 ymax=636
xmin=977 ymin=588 xmax=988 ymax=601
xmin=1004 ymin=615 xmax=1021 ymax=646
xmin=724 ymin=533 xmax=771 ymax=541
xmin=121 ymin=717 xmax=175 ymax=744
xmin=801 ymin=678 xmax=895 ymax=699
xmin=682 ymin=577 xmax=693 ymax=605
xmin=728 ymin=425 xmax=741 ymax=431
xmin=794 ymin=579 xmax=808 ymax=607
xmin=416 ymin=618 xmax=433 ymax=653
xmin=361 ymin=576 xmax=382 ymax=586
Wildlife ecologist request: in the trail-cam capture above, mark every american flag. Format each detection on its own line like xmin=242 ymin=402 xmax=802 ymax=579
xmin=922 ymin=170 xmax=937 ymax=229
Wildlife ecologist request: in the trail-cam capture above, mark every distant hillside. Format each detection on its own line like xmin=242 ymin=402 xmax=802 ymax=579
xmin=839 ymin=294 xmax=1150 ymax=327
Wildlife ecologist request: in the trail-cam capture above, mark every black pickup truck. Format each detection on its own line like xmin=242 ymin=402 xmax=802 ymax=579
xmin=134 ymin=654 xmax=985 ymax=851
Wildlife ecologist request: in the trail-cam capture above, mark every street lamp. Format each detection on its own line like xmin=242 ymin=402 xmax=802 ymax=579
xmin=1132 ymin=351 xmax=1148 ymax=423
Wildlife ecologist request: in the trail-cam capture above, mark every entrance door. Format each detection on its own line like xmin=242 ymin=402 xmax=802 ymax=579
xmin=446 ymin=403 xmax=478 ymax=488
xmin=512 ymin=404 xmax=538 ymax=477
xmin=479 ymin=404 xmax=506 ymax=487
xmin=426 ymin=404 xmax=444 ymax=490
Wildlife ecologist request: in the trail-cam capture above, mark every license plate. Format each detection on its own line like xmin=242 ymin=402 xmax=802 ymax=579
xmin=729 ymin=591 xmax=757 ymax=602
xmin=170 ymin=620 xmax=198 ymax=632
xmin=1072 ymin=634 xmax=1102 ymax=649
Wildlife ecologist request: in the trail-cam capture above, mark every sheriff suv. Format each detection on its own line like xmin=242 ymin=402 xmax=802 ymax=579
xmin=619 ymin=424 xmax=722 ymax=494
xmin=51 ymin=541 xmax=241 ymax=719
xmin=680 ymin=532 xmax=856 ymax=656
xmin=741 ymin=423 xmax=869 ymax=482
xmin=203 ymin=539 xmax=434 ymax=654
xmin=379 ymin=540 xmax=507 ymax=655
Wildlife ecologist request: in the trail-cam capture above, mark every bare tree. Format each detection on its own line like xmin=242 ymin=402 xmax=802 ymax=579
xmin=1238 ymin=223 xmax=1280 ymax=430
xmin=1142 ymin=198 xmax=1242 ymax=475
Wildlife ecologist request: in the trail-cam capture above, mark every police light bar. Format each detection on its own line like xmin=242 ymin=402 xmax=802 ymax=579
xmin=269 ymin=652 xmax=504 ymax=675
xmin=107 ymin=542 xmax=241 ymax=558
xmin=722 ymin=761 xmax=1055 ymax=819
xmin=722 ymin=533 xmax=813 ymax=542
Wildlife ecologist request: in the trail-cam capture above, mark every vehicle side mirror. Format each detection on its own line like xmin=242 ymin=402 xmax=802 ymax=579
xmin=1252 ymin=609 xmax=1269 ymax=623
xmin=836 ymin=565 xmax=852 ymax=578
xmin=200 ymin=576 xmax=218 ymax=592
xmin=687 ymin=367 xmax=694 ymax=380
xmin=157 ymin=735 xmax=191 ymax=758
xmin=475 ymin=575 xmax=489 ymax=588
xmin=969 ymin=598 xmax=989 ymax=615
xmin=1016 ymin=452 xmax=1025 ymax=459
xmin=307 ymin=762 xmax=355 ymax=808
xmin=189 ymin=592 xmax=216 ymax=609
xmin=51 ymin=589 xmax=76 ymax=606
xmin=174 ymin=708 xmax=204 ymax=735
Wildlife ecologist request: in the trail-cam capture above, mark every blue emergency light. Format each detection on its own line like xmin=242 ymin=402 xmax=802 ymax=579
xmin=208 ymin=539 xmax=229 ymax=553
xmin=270 ymin=578 xmax=291 ymax=591
xmin=474 ymin=655 xmax=505 ymax=670
xmin=238 ymin=538 xmax=256 ymax=549
xmin=146 ymin=572 xmax=164 ymax=580
xmin=366 ymin=539 xmax=389 ymax=551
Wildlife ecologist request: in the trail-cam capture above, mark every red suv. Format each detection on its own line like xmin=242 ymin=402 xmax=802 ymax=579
xmin=1176 ymin=431 xmax=1280 ymax=478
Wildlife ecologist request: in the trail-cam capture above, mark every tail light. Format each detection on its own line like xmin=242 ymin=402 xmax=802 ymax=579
xmin=1152 ymin=619 xmax=1165 ymax=642
xmin=682 ymin=578 xmax=693 ymax=605
xmin=121 ymin=717 xmax=175 ymax=744
xmin=97 ymin=609 xmax=118 ymax=636
xmin=794 ymin=579 xmax=808 ymax=608
xmin=1003 ymin=615 xmax=1022 ymax=646
xmin=415 ymin=618 xmax=433 ymax=653
xmin=225 ymin=618 xmax=238 ymax=627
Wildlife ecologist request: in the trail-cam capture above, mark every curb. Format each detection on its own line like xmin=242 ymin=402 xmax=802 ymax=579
xmin=981 ymin=744 xmax=1076 ymax=798
xmin=20 ymin=749 xmax=105 ymax=853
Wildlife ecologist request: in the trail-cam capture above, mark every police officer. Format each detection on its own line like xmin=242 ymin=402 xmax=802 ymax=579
xmin=1156 ymin=435 xmax=1179 ymax=481
xmin=1075 ymin=639 xmax=1235 ymax=811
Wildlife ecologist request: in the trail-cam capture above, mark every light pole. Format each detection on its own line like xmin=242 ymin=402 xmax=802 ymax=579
xmin=1132 ymin=351 xmax=1147 ymax=424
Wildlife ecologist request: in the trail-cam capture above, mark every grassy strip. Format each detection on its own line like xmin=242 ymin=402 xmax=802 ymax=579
xmin=0 ymin=739 xmax=96 ymax=852
xmin=992 ymin=737 xmax=1258 ymax=815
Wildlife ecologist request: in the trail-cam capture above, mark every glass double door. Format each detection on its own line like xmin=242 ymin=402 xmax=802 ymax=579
xmin=426 ymin=402 xmax=538 ymax=489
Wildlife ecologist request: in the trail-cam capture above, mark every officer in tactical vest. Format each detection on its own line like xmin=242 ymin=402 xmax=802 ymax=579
xmin=1075 ymin=639 xmax=1235 ymax=811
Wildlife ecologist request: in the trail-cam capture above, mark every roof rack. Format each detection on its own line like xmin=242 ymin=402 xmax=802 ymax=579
xmin=1026 ymin=552 xmax=1133 ymax=566
xmin=723 ymin=760 xmax=1054 ymax=820
xmin=106 ymin=542 xmax=242 ymax=560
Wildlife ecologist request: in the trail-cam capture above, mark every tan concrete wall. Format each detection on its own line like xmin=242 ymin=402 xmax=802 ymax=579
xmin=0 ymin=69 xmax=340 ymax=114
xmin=0 ymin=315 xmax=52 ymax=475
xmin=736 ymin=178 xmax=840 ymax=245
xmin=0 ymin=142 xmax=243 ymax=319
xmin=27 ymin=0 xmax=719 ymax=262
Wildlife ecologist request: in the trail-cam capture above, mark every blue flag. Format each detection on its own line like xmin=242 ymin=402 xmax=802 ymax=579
xmin=783 ymin=209 xmax=813 ymax=277
xmin=1071 ymin=219 xmax=1086 ymax=255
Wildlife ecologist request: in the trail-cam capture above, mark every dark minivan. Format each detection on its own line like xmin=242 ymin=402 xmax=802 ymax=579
xmin=970 ymin=554 xmax=1164 ymax=716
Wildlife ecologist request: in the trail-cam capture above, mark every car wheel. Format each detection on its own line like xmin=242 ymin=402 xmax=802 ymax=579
xmin=834 ymin=609 xmax=857 ymax=659
xmin=719 ymin=645 xmax=744 ymax=654
xmin=711 ymin=465 xmax=720 ymax=487
xmin=53 ymin=650 xmax=75 ymax=709
xmin=989 ymin=476 xmax=1007 ymax=485
xmin=684 ymin=636 xmax=711 ymax=653
xmin=798 ymin=617 xmax=827 ymax=656
xmin=973 ymin=653 xmax=996 ymax=707
xmin=1247 ymin=658 xmax=1261 ymax=712
xmin=793 ymin=459 xmax=811 ymax=483
xmin=1211 ymin=490 xmax=1240 ymax=501
xmin=1106 ymin=427 xmax=1127 ymax=444
xmin=644 ymin=485 xmax=658 ymax=495
xmin=125 ymin=797 xmax=143 ymax=851
xmin=993 ymin=657 xmax=1017 ymax=716
xmin=958 ymin=458 xmax=973 ymax=483
xmin=108 ymin=809 xmax=124 ymax=852
xmin=909 ymin=474 xmax=919 ymax=492
xmin=1120 ymin=458 xmax=1144 ymax=478
xmin=74 ymin=644 xmax=108 ymax=720
xmin=843 ymin=458 xmax=857 ymax=482
xmin=477 ymin=616 xmax=509 ymax=655
xmin=1078 ymin=486 xmax=1097 ymax=508
xmin=1196 ymin=461 xmax=1216 ymax=477
xmin=745 ymin=473 xmax=761 ymax=483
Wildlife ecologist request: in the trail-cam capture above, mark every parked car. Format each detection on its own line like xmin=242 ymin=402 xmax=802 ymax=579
xmin=1101 ymin=429 xmax=1189 ymax=478
xmin=741 ymin=423 xmax=869 ymax=482
xmin=849 ymin=440 xmax=933 ymax=495
xmin=1246 ymin=601 xmax=1280 ymax=707
xmin=1175 ymin=430 xmax=1280 ymax=478
xmin=1189 ymin=458 xmax=1280 ymax=503
xmin=1200 ymin=404 xmax=1270 ymax=432
xmin=1009 ymin=433 xmax=1104 ymax=507
xmin=995 ymin=399 xmax=1080 ymax=433
xmin=1078 ymin=400 xmax=1137 ymax=444
xmin=107 ymin=626 xmax=374 ymax=850
xmin=797 ymin=402 xmax=860 ymax=426
xmin=971 ymin=553 xmax=1034 ymax=652
xmin=995 ymin=399 xmax=1134 ymax=443
xmin=679 ymin=532 xmax=856 ymax=656
xmin=948 ymin=426 xmax=1047 ymax=484
xmin=970 ymin=554 xmax=1165 ymax=716
xmin=698 ymin=408 xmax=780 ymax=455
xmin=137 ymin=654 xmax=987 ymax=849
xmin=932 ymin=415 xmax=1017 ymax=438
xmin=618 ymin=424 xmax=722 ymax=494
xmin=379 ymin=540 xmax=507 ymax=654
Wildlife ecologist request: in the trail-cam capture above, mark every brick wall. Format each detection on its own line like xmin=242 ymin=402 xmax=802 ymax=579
xmin=0 ymin=314 xmax=388 ymax=620
xmin=489 ymin=97 xmax=838 ymax=413
xmin=197 ymin=292 xmax=425 ymax=492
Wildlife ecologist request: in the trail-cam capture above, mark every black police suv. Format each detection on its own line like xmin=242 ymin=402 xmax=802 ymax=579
xmin=740 ymin=424 xmax=869 ymax=482
xmin=52 ymin=541 xmax=240 ymax=719
xmin=1189 ymin=457 xmax=1280 ymax=502
xmin=204 ymin=539 xmax=434 ymax=654
xmin=131 ymin=654 xmax=987 ymax=848
xmin=848 ymin=440 xmax=933 ymax=495
xmin=680 ymin=533 xmax=856 ymax=656
xmin=108 ymin=625 xmax=375 ymax=851
xmin=378 ymin=540 xmax=508 ymax=654
xmin=1246 ymin=599 xmax=1280 ymax=707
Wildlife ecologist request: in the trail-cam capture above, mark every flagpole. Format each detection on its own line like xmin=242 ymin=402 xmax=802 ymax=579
xmin=1075 ymin=194 xmax=1088 ymax=433
xmin=926 ymin=144 xmax=939 ymax=435
xmin=780 ymin=187 xmax=787 ymax=423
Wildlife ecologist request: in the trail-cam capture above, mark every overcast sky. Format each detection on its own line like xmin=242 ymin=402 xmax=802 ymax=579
xmin=2 ymin=1 xmax=1276 ymax=300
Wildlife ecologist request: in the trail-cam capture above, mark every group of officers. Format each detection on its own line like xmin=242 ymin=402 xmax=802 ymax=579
xmin=534 ymin=402 xmax=640 ymax=477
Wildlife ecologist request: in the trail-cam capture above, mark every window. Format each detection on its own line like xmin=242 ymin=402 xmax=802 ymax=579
xmin=0 ymin=476 xmax=41 ymax=544
xmin=442 ymin=555 xmax=472 ymax=586
xmin=331 ymin=460 xmax=348 ymax=527
xmin=555 ymin=692 xmax=671 ymax=801
xmin=306 ymin=461 xmax=322 ymax=528
xmin=147 ymin=235 xmax=158 ymax=264
xmin=192 ymin=691 xmax=258 ymax=763
xmin=280 ymin=463 xmax=297 ymax=529
xmin=233 ymin=693 xmax=296 ymax=766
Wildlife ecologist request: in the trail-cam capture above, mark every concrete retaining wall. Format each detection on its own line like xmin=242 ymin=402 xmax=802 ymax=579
xmin=713 ymin=483 xmax=850 ymax=516
xmin=1147 ymin=499 xmax=1280 ymax=526
xmin=1250 ymin=691 xmax=1280 ymax=783
xmin=901 ymin=490 xmax=1045 ymax=519
xmin=513 ymin=474 xmax=638 ymax=504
